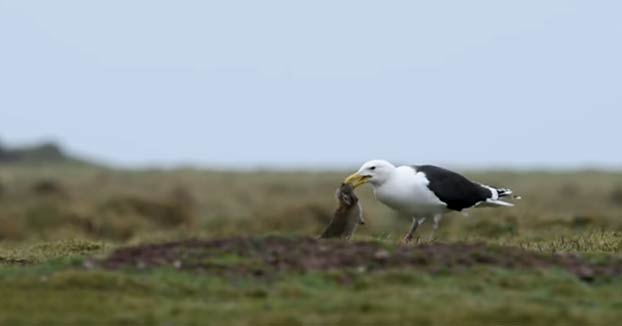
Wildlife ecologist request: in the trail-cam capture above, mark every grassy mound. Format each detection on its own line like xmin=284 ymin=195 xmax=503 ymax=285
xmin=102 ymin=236 xmax=622 ymax=281
xmin=1 ymin=236 xmax=622 ymax=325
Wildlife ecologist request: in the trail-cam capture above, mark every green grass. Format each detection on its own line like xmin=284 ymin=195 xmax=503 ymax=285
xmin=1 ymin=253 xmax=621 ymax=326
xmin=0 ymin=164 xmax=621 ymax=325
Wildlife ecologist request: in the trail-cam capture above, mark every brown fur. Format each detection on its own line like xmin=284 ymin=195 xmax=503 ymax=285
xmin=319 ymin=183 xmax=364 ymax=239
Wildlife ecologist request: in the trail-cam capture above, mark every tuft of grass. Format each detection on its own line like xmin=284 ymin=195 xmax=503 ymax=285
xmin=0 ymin=239 xmax=111 ymax=265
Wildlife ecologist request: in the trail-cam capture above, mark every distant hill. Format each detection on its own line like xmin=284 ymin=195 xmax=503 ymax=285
xmin=0 ymin=141 xmax=89 ymax=165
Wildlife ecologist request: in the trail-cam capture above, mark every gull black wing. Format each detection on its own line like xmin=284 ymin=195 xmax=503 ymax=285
xmin=414 ymin=165 xmax=492 ymax=211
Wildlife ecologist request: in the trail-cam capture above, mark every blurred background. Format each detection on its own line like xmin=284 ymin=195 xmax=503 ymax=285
xmin=1 ymin=1 xmax=621 ymax=244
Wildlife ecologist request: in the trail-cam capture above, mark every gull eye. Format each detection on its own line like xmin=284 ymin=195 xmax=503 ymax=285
xmin=370 ymin=166 xmax=376 ymax=171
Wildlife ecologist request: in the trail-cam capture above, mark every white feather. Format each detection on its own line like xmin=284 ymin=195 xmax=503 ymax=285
xmin=483 ymin=199 xmax=515 ymax=207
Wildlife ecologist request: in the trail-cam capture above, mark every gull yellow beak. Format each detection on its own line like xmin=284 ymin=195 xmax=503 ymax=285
xmin=344 ymin=172 xmax=370 ymax=188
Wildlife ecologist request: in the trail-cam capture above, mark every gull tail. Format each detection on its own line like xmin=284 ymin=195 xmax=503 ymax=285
xmin=496 ymin=188 xmax=522 ymax=200
xmin=484 ymin=199 xmax=514 ymax=207
xmin=480 ymin=185 xmax=522 ymax=207
xmin=496 ymin=188 xmax=512 ymax=198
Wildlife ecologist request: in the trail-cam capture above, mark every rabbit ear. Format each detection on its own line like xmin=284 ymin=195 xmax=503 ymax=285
xmin=340 ymin=193 xmax=353 ymax=206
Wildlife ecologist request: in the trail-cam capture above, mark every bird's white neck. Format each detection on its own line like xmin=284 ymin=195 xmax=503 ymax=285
xmin=369 ymin=166 xmax=399 ymax=188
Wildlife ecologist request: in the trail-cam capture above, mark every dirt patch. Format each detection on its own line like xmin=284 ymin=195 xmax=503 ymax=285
xmin=0 ymin=256 xmax=29 ymax=265
xmin=101 ymin=236 xmax=622 ymax=281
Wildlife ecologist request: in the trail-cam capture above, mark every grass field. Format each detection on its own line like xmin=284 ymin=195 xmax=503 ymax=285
xmin=0 ymin=163 xmax=621 ymax=325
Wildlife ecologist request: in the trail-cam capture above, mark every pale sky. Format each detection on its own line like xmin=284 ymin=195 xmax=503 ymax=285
xmin=1 ymin=1 xmax=621 ymax=168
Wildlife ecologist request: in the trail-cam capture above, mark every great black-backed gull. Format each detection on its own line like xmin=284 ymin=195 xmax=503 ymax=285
xmin=344 ymin=160 xmax=517 ymax=242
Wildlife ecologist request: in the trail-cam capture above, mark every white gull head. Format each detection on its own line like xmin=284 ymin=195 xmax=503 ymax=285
xmin=345 ymin=159 xmax=396 ymax=188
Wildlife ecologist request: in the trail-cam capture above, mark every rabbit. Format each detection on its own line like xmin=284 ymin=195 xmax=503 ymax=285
xmin=319 ymin=183 xmax=365 ymax=239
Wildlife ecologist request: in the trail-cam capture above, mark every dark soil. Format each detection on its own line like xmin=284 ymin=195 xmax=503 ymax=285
xmin=0 ymin=257 xmax=29 ymax=265
xmin=101 ymin=236 xmax=622 ymax=281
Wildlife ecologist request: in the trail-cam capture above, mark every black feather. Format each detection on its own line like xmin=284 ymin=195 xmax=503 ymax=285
xmin=414 ymin=165 xmax=492 ymax=211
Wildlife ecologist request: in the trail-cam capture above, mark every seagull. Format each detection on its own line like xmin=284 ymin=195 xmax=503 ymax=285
xmin=344 ymin=160 xmax=517 ymax=242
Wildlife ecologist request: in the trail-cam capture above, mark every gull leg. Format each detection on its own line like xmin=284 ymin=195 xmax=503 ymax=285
xmin=402 ymin=217 xmax=426 ymax=244
xmin=431 ymin=214 xmax=443 ymax=241
xmin=433 ymin=214 xmax=442 ymax=230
